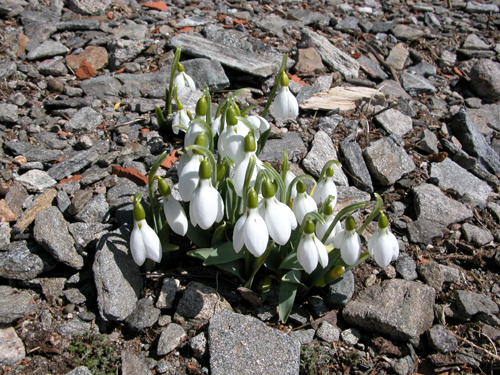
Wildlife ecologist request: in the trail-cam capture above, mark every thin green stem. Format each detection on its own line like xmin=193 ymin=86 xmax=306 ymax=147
xmin=357 ymin=193 xmax=383 ymax=234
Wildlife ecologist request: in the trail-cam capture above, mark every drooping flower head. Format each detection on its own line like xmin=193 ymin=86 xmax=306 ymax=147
xmin=189 ymin=158 xmax=224 ymax=230
xmin=259 ymin=178 xmax=297 ymax=245
xmin=273 ymin=71 xmax=299 ymax=120
xmin=173 ymin=62 xmax=196 ymax=94
xmin=172 ymin=99 xmax=190 ymax=135
xmin=292 ymin=180 xmax=317 ymax=225
xmin=316 ymin=197 xmax=342 ymax=246
xmin=184 ymin=95 xmax=208 ymax=147
xmin=158 ymin=177 xmax=188 ymax=236
xmin=297 ymin=219 xmax=328 ymax=274
xmin=233 ymin=188 xmax=269 ymax=257
xmin=217 ymin=105 xmax=249 ymax=165
xmin=246 ymin=114 xmax=270 ymax=140
xmin=130 ymin=195 xmax=162 ymax=266
xmin=333 ymin=215 xmax=361 ymax=266
xmin=368 ymin=212 xmax=399 ymax=268
xmin=177 ymin=132 xmax=207 ymax=201
xmin=313 ymin=165 xmax=337 ymax=207
xmin=233 ymin=133 xmax=262 ymax=197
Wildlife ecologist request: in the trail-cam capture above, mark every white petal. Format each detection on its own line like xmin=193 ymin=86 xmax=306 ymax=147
xmin=316 ymin=216 xmax=340 ymax=245
xmin=211 ymin=116 xmax=222 ymax=136
xmin=184 ymin=121 xmax=205 ymax=148
xmin=313 ymin=236 xmax=329 ymax=268
xmin=313 ymin=178 xmax=337 ymax=206
xmin=130 ymin=221 xmax=146 ymax=266
xmin=340 ymin=230 xmax=361 ymax=266
xmin=273 ymin=87 xmax=299 ymax=120
xmin=244 ymin=209 xmax=268 ymax=257
xmin=164 ymin=197 xmax=188 ymax=236
xmin=184 ymin=73 xmax=196 ymax=91
xmin=140 ymin=221 xmax=162 ymax=263
xmin=284 ymin=171 xmax=297 ymax=199
xmin=264 ymin=199 xmax=291 ymax=245
xmin=191 ymin=180 xmax=218 ymax=230
xmin=233 ymin=214 xmax=247 ymax=253
xmin=173 ymin=73 xmax=186 ymax=93
xmin=178 ymin=156 xmax=202 ymax=201
xmin=216 ymin=191 xmax=224 ymax=223
xmin=297 ymin=234 xmax=318 ymax=274
xmin=292 ymin=193 xmax=317 ymax=224
xmin=233 ymin=154 xmax=251 ymax=197
xmin=278 ymin=201 xmax=298 ymax=230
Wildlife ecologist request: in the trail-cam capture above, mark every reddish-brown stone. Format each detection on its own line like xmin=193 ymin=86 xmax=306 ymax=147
xmin=66 ymin=46 xmax=108 ymax=71
xmin=75 ymin=61 xmax=97 ymax=80
xmin=143 ymin=1 xmax=168 ymax=11
xmin=111 ymin=166 xmax=148 ymax=186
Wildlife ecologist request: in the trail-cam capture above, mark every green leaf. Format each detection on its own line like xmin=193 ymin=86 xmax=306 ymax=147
xmin=281 ymin=269 xmax=303 ymax=284
xmin=215 ymin=260 xmax=245 ymax=282
xmin=211 ymin=222 xmax=227 ymax=247
xmin=162 ymin=243 xmax=179 ymax=252
xmin=187 ymin=247 xmax=214 ymax=261
xmin=278 ymin=252 xmax=302 ymax=271
xmin=279 ymin=274 xmax=298 ymax=323
xmin=186 ymin=222 xmax=212 ymax=248
xmin=204 ymin=242 xmax=244 ymax=265
xmin=260 ymin=275 xmax=273 ymax=303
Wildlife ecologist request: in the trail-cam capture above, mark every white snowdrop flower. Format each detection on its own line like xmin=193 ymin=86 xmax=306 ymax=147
xmin=297 ymin=219 xmax=328 ymax=274
xmin=292 ymin=180 xmax=317 ymax=225
xmin=368 ymin=212 xmax=399 ymax=268
xmin=333 ymin=216 xmax=361 ymax=266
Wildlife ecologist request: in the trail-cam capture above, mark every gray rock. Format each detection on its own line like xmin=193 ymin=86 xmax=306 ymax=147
xmin=407 ymin=62 xmax=437 ymax=77
xmin=407 ymin=219 xmax=444 ymax=244
xmin=65 ymin=107 xmax=103 ymax=133
xmin=391 ymin=24 xmax=424 ymax=41
xmin=0 ymin=326 xmax=25 ymax=365
xmin=0 ymin=223 xmax=10 ymax=248
xmin=56 ymin=19 xmax=100 ymax=31
xmin=467 ymin=103 xmax=500 ymax=136
xmin=47 ymin=147 xmax=99 ymax=181
xmin=469 ymin=59 xmax=500 ymax=101
xmin=0 ymin=103 xmax=19 ymax=123
xmin=255 ymin=14 xmax=300 ymax=38
xmin=190 ymin=332 xmax=207 ymax=359
xmin=455 ymin=290 xmax=499 ymax=319
xmin=259 ymin=132 xmax=307 ymax=163
xmin=412 ymin=183 xmax=473 ymax=227
xmin=363 ymin=137 xmax=415 ymax=186
xmin=339 ymin=139 xmax=374 ymax=193
xmin=121 ymin=350 xmax=150 ymax=375
xmin=179 ymin=58 xmax=229 ymax=92
xmin=38 ymin=57 xmax=68 ymax=76
xmin=111 ymin=21 xmax=149 ymax=41
xmin=27 ymin=40 xmax=69 ymax=60
xmin=156 ymin=278 xmax=179 ymax=310
xmin=401 ymin=72 xmax=437 ymax=95
xmin=24 ymin=147 xmax=64 ymax=163
xmin=302 ymin=130 xmax=348 ymax=185
xmin=107 ymin=177 xmax=147 ymax=226
xmin=461 ymin=223 xmax=494 ymax=245
xmin=462 ymin=34 xmax=490 ymax=50
xmin=374 ymin=108 xmax=413 ymax=137
xmin=419 ymin=129 xmax=439 ymax=154
xmin=335 ymin=16 xmax=359 ymax=31
xmin=0 ymin=285 xmax=36 ymax=324
xmin=157 ymin=323 xmax=186 ymax=356
xmin=488 ymin=202 xmax=500 ymax=221
xmin=429 ymin=158 xmax=491 ymax=207
xmin=209 ymin=310 xmax=300 ymax=375
xmin=450 ymin=108 xmax=500 ymax=175
xmin=440 ymin=265 xmax=461 ymax=283
xmin=169 ymin=33 xmax=277 ymax=78
xmin=302 ymin=28 xmax=359 ymax=79
xmin=93 ymin=226 xmax=143 ymax=321
xmin=358 ymin=55 xmax=389 ymax=81
xmin=288 ymin=9 xmax=330 ymax=26
xmin=125 ymin=296 xmax=161 ymax=331
xmin=34 ymin=206 xmax=84 ymax=269
xmin=108 ymin=39 xmax=149 ymax=70
xmin=290 ymin=329 xmax=315 ymax=345
xmin=64 ymin=288 xmax=86 ymax=305
xmin=343 ymin=279 xmax=436 ymax=343
xmin=465 ymin=1 xmax=499 ymax=13
xmin=0 ymin=60 xmax=17 ymax=80
xmin=15 ymin=170 xmax=57 ymax=193
xmin=316 ymin=321 xmax=340 ymax=343
xmin=386 ymin=43 xmax=409 ymax=70
xmin=80 ymin=165 xmax=109 ymax=186
xmin=395 ymin=253 xmax=418 ymax=281
xmin=341 ymin=328 xmax=361 ymax=345
xmin=371 ymin=21 xmax=396 ymax=33
xmin=0 ymin=241 xmax=55 ymax=281
xmin=75 ymin=194 xmax=109 ymax=224
xmin=80 ymin=75 xmax=121 ymax=100
xmin=326 ymin=270 xmax=354 ymax=307
xmin=418 ymin=260 xmax=444 ymax=291
xmin=69 ymin=222 xmax=111 ymax=253
xmin=57 ymin=317 xmax=92 ymax=337
xmin=176 ymin=282 xmax=232 ymax=320
xmin=377 ymin=80 xmax=412 ymax=100
xmin=68 ymin=0 xmax=112 ymax=15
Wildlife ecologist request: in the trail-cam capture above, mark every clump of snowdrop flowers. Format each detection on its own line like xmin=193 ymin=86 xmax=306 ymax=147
xmin=273 ymin=71 xmax=299 ymax=120
xmin=368 ymin=212 xmax=399 ymax=268
xmin=333 ymin=215 xmax=361 ymax=266
xmin=130 ymin=195 xmax=162 ymax=266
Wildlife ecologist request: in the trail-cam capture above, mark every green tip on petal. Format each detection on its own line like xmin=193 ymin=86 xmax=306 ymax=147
xmin=177 ymin=100 xmax=184 ymax=110
xmin=133 ymin=200 xmax=146 ymax=221
xmin=297 ymin=180 xmax=306 ymax=194
xmin=323 ymin=201 xmax=334 ymax=216
xmin=177 ymin=63 xmax=185 ymax=72
xmin=244 ymin=133 xmax=256 ymax=152
xmin=345 ymin=215 xmax=356 ymax=231
xmin=280 ymin=71 xmax=289 ymax=87
xmin=217 ymin=164 xmax=226 ymax=182
xmin=304 ymin=219 xmax=315 ymax=234
xmin=196 ymin=96 xmax=208 ymax=117
xmin=262 ymin=179 xmax=276 ymax=199
xmin=227 ymin=107 xmax=238 ymax=126
xmin=378 ymin=212 xmax=389 ymax=229
xmin=247 ymin=188 xmax=258 ymax=209
xmin=194 ymin=132 xmax=207 ymax=147
xmin=199 ymin=158 xmax=212 ymax=180
xmin=157 ymin=177 xmax=171 ymax=197
xmin=326 ymin=166 xmax=334 ymax=178
xmin=233 ymin=103 xmax=241 ymax=117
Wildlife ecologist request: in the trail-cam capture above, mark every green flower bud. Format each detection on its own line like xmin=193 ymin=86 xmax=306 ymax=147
xmin=196 ymin=95 xmax=208 ymax=117
xmin=329 ymin=265 xmax=345 ymax=279
xmin=194 ymin=132 xmax=207 ymax=147
xmin=199 ymin=158 xmax=212 ymax=180
xmin=217 ymin=164 xmax=226 ymax=182
xmin=247 ymin=188 xmax=258 ymax=209
xmin=304 ymin=219 xmax=315 ymax=234
xmin=326 ymin=166 xmax=334 ymax=178
xmin=157 ymin=177 xmax=171 ymax=197
xmin=322 ymin=201 xmax=334 ymax=216
xmin=244 ymin=133 xmax=256 ymax=152
xmin=262 ymin=179 xmax=276 ymax=199
xmin=378 ymin=212 xmax=389 ymax=229
xmin=297 ymin=180 xmax=306 ymax=194
xmin=233 ymin=103 xmax=241 ymax=117
xmin=227 ymin=107 xmax=238 ymax=126
xmin=177 ymin=62 xmax=185 ymax=73
xmin=345 ymin=215 xmax=356 ymax=231
xmin=280 ymin=71 xmax=289 ymax=87
xmin=133 ymin=200 xmax=146 ymax=221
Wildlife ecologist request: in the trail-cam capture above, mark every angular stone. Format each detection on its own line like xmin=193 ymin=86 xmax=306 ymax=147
xmin=0 ymin=286 xmax=36 ymax=324
xmin=47 ymin=147 xmax=98 ymax=181
xmin=66 ymin=46 xmax=108 ymax=71
xmin=157 ymin=323 xmax=186 ymax=356
xmin=169 ymin=34 xmax=276 ymax=77
xmin=363 ymin=137 xmax=415 ymax=186
xmin=386 ymin=43 xmax=409 ymax=70
xmin=339 ymin=140 xmax=374 ymax=193
xmin=190 ymin=332 xmax=207 ymax=359
xmin=66 ymin=366 xmax=93 ymax=375
xmin=15 ymin=170 xmax=57 ymax=193
xmin=34 ymin=206 xmax=84 ymax=269
xmin=13 ymin=189 xmax=57 ymax=234
xmin=0 ymin=103 xmax=19 ymax=123
xmin=182 ymin=58 xmax=229 ymax=92
xmin=68 ymin=0 xmax=112 ymax=15
xmin=455 ymin=290 xmax=499 ymax=319
xmin=461 ymin=223 xmax=494 ymax=245
xmin=395 ymin=253 xmax=418 ymax=281
xmin=450 ymin=108 xmax=500 ymax=175
xmin=343 ymin=279 xmax=435 ymax=342
xmin=125 ymin=296 xmax=161 ymax=331
xmin=419 ymin=129 xmax=439 ymax=154
xmin=93 ymin=226 xmax=143 ymax=321
xmin=80 ymin=75 xmax=121 ymax=100
xmin=0 ymin=326 xmax=25 ymax=365
xmin=374 ymin=108 xmax=413 ymax=137
xmin=418 ymin=260 xmax=444 ymax=291
xmin=465 ymin=1 xmax=499 ymax=13
xmin=38 ymin=57 xmax=68 ymax=76
xmin=462 ymin=34 xmax=490 ymax=50
xmin=302 ymin=131 xmax=349 ymax=185
xmin=156 ymin=278 xmax=179 ymax=310
xmin=56 ymin=18 xmax=100 ymax=31
xmin=176 ymin=282 xmax=232 ymax=320
xmin=57 ymin=317 xmax=92 ymax=337
xmin=335 ymin=186 xmax=371 ymax=215
xmin=401 ymin=72 xmax=437 ymax=95
xmin=0 ymin=241 xmax=55 ymax=281
xmin=290 ymin=329 xmax=315 ymax=345
xmin=316 ymin=321 xmax=340 ymax=343
xmin=326 ymin=270 xmax=354 ymax=307
xmin=121 ymin=349 xmax=150 ymax=375
xmin=469 ymin=59 xmax=500 ymax=101
xmin=429 ymin=158 xmax=491 ymax=207
xmin=407 ymin=219 xmax=444 ymax=244
xmin=391 ymin=24 xmax=424 ymax=41
xmin=407 ymin=62 xmax=437 ymax=78
xmin=108 ymin=39 xmax=149 ymax=70
xmin=209 ymin=310 xmax=300 ymax=375
xmin=107 ymin=177 xmax=148 ymax=225
xmin=27 ymin=40 xmax=68 ymax=60
xmin=412 ymin=183 xmax=473 ymax=227
xmin=294 ymin=48 xmax=325 ymax=73
xmin=75 ymin=194 xmax=109 ymax=224
xmin=427 ymin=325 xmax=458 ymax=353
xmin=358 ymin=55 xmax=389 ymax=81
xmin=301 ymin=28 xmax=359 ymax=79
xmin=65 ymin=107 xmax=103 ymax=133
xmin=259 ymin=132 xmax=307 ymax=163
